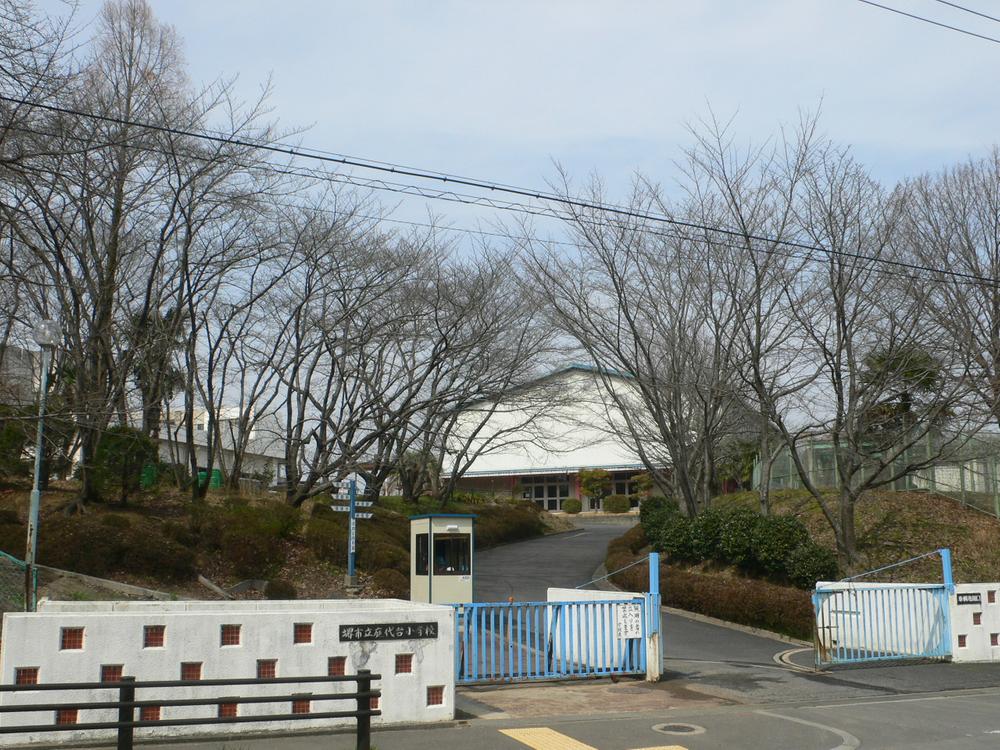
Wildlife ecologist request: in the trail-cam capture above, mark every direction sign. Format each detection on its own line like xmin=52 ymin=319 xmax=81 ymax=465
xmin=355 ymin=501 xmax=373 ymax=508
xmin=355 ymin=512 xmax=373 ymax=519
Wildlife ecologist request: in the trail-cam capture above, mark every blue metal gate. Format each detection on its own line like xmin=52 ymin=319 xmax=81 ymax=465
xmin=813 ymin=583 xmax=951 ymax=667
xmin=452 ymin=598 xmax=647 ymax=683
xmin=813 ymin=548 xmax=955 ymax=668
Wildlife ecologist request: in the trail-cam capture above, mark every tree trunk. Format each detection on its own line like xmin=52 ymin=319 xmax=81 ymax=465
xmin=837 ymin=486 xmax=858 ymax=572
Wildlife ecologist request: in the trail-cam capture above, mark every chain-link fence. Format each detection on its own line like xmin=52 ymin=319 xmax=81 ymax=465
xmin=0 ymin=550 xmax=33 ymax=616
xmin=754 ymin=432 xmax=1000 ymax=519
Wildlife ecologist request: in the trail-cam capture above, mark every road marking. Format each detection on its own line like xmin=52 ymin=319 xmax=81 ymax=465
xmin=500 ymin=728 xmax=596 ymax=749
xmin=756 ymin=710 xmax=860 ymax=750
xmin=812 ymin=694 xmax=969 ymax=709
xmin=499 ymin=727 xmax=686 ymax=750
xmin=773 ymin=647 xmax=819 ymax=673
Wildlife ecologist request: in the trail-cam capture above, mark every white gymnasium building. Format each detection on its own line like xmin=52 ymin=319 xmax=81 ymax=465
xmin=447 ymin=365 xmax=653 ymax=511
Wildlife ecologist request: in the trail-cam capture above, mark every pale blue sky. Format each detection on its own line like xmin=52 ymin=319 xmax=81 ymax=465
xmin=43 ymin=0 xmax=1000 ymax=225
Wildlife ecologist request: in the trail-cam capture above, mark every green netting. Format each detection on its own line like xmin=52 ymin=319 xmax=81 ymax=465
xmin=0 ymin=550 xmax=33 ymax=614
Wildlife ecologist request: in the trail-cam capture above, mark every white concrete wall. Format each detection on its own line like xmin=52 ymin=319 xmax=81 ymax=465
xmin=951 ymin=583 xmax=1000 ymax=663
xmin=0 ymin=599 xmax=454 ymax=745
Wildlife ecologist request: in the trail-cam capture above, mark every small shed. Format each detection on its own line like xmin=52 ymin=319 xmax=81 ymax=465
xmin=409 ymin=514 xmax=476 ymax=605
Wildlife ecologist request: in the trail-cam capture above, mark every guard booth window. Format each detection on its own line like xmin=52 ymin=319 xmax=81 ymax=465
xmin=416 ymin=533 xmax=429 ymax=575
xmin=433 ymin=534 xmax=470 ymax=575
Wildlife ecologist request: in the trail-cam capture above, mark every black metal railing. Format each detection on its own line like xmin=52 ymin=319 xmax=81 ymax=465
xmin=0 ymin=670 xmax=381 ymax=750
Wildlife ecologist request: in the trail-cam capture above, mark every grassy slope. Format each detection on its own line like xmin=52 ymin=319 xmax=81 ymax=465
xmin=714 ymin=488 xmax=1000 ymax=583
xmin=0 ymin=480 xmax=561 ymax=602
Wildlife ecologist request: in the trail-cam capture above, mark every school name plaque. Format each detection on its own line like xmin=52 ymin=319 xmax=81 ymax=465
xmin=339 ymin=622 xmax=439 ymax=641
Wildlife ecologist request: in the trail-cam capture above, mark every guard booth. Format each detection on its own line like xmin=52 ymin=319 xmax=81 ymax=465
xmin=410 ymin=514 xmax=475 ymax=605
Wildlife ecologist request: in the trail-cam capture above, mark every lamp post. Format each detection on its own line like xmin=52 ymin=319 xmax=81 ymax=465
xmin=24 ymin=319 xmax=59 ymax=612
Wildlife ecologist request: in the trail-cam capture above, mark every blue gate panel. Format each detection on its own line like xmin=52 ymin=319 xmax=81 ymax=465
xmin=452 ymin=599 xmax=646 ymax=684
xmin=813 ymin=583 xmax=951 ymax=667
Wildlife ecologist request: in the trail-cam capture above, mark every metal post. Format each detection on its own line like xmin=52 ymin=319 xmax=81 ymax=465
xmin=117 ymin=676 xmax=135 ymax=750
xmin=645 ymin=552 xmax=661 ymax=682
xmin=24 ymin=345 xmax=51 ymax=612
xmin=355 ymin=669 xmax=371 ymax=750
xmin=345 ymin=479 xmax=358 ymax=589
xmin=991 ymin=458 xmax=1000 ymax=519
xmin=940 ymin=548 xmax=954 ymax=592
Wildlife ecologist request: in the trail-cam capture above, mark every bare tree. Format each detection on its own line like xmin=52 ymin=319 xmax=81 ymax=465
xmin=525 ymin=176 xmax=743 ymax=516
xmin=388 ymin=247 xmax=560 ymax=503
xmin=903 ymin=149 xmax=1000 ymax=430
xmin=771 ymin=144 xmax=980 ymax=569
xmin=679 ymin=111 xmax=821 ymax=513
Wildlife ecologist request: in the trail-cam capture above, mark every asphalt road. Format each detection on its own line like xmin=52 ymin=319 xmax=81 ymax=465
xmin=136 ymin=518 xmax=1000 ymax=749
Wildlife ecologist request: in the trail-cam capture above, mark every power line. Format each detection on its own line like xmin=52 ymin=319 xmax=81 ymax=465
xmin=2 ymin=94 xmax=999 ymax=288
xmin=931 ymin=0 xmax=1000 ymax=25
xmin=856 ymin=0 xmax=1000 ymax=45
xmin=4 ymin=120 xmax=971 ymax=291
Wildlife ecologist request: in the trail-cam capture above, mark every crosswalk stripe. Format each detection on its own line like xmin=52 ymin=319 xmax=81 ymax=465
xmin=500 ymin=727 xmax=597 ymax=749
xmin=499 ymin=727 xmax=687 ymax=750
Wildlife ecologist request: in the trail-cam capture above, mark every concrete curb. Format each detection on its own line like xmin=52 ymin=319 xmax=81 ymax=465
xmin=36 ymin=564 xmax=176 ymax=601
xmin=589 ymin=561 xmax=812 ymax=648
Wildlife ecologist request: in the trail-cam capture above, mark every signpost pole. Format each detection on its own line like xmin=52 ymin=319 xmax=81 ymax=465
xmin=346 ymin=479 xmax=358 ymax=590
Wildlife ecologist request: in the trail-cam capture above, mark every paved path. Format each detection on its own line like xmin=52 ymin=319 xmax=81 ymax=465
xmin=475 ymin=521 xmax=634 ymax=602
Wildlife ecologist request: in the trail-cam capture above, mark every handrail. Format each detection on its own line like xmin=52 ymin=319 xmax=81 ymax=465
xmin=0 ymin=671 xmax=381 ymax=750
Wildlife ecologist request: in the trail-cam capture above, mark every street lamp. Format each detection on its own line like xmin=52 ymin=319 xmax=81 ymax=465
xmin=24 ymin=319 xmax=59 ymax=612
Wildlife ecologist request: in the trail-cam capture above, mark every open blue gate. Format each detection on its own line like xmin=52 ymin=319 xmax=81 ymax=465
xmin=452 ymin=597 xmax=647 ymax=683
xmin=813 ymin=549 xmax=954 ymax=668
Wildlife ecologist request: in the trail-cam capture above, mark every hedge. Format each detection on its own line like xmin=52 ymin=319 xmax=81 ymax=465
xmin=640 ymin=501 xmax=838 ymax=589
xmin=604 ymin=494 xmax=631 ymax=514
xmin=606 ymin=535 xmax=814 ymax=639
xmin=562 ymin=498 xmax=582 ymax=514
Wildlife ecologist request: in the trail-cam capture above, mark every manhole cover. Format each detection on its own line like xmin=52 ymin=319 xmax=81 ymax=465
xmin=652 ymin=722 xmax=706 ymax=736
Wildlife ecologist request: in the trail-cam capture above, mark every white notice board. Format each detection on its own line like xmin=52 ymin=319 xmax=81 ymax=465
xmin=615 ymin=602 xmax=643 ymax=639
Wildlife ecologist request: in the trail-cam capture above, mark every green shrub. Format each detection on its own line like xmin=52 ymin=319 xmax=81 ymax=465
xmin=664 ymin=566 xmax=814 ymax=639
xmin=306 ymin=517 xmax=346 ymax=562
xmin=752 ymin=514 xmax=810 ymax=577
xmin=604 ymin=495 xmax=630 ymax=514
xmin=785 ymin=542 xmax=839 ymax=589
xmin=639 ymin=495 xmax=678 ymax=547
xmin=689 ymin=506 xmax=725 ymax=561
xmin=620 ymin=524 xmax=648 ymax=554
xmin=265 ymin=579 xmax=298 ymax=599
xmin=652 ymin=514 xmax=696 ymax=562
xmin=118 ymin=534 xmax=196 ymax=582
xmin=162 ymin=521 xmax=198 ymax=548
xmin=358 ymin=541 xmax=409 ymax=575
xmin=562 ymin=498 xmax=582 ymax=514
xmin=91 ymin=426 xmax=158 ymax=504
xmin=0 ymin=521 xmax=24 ymax=557
xmin=717 ymin=506 xmax=760 ymax=568
xmin=36 ymin=515 xmax=195 ymax=581
xmin=0 ymin=409 xmax=30 ymax=478
xmin=607 ymin=552 xmax=814 ymax=639
xmin=213 ymin=503 xmax=299 ymax=579
xmin=371 ymin=568 xmax=409 ymax=598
